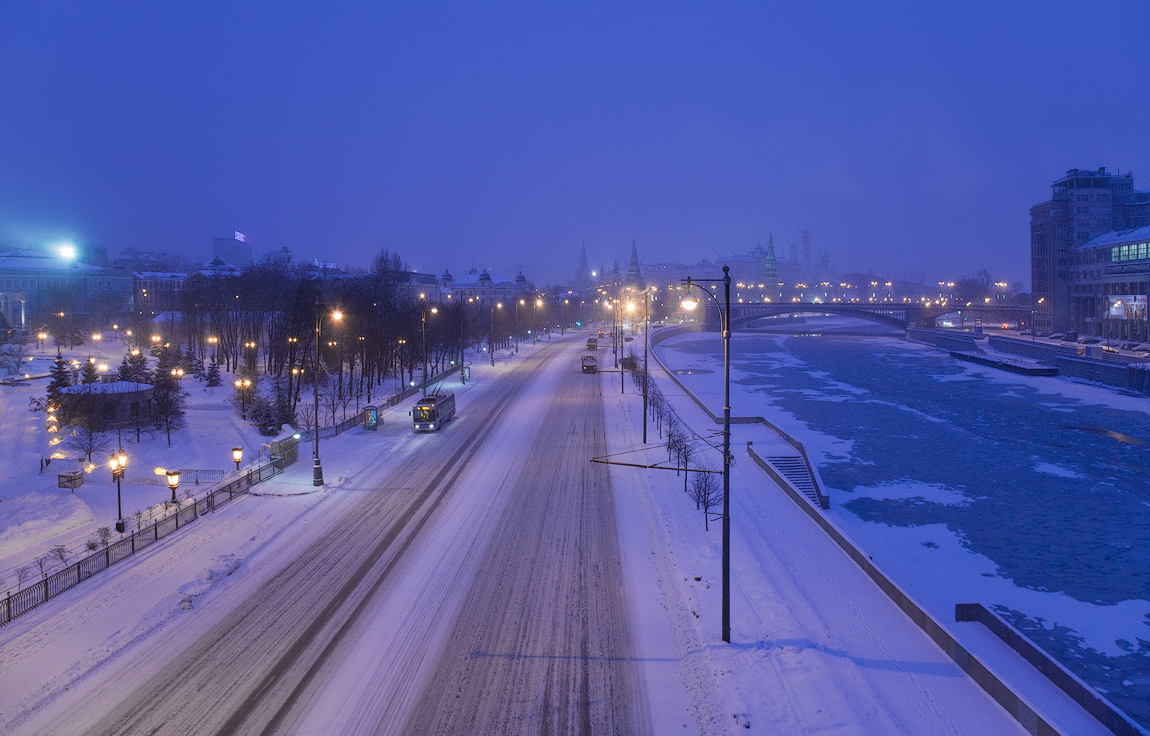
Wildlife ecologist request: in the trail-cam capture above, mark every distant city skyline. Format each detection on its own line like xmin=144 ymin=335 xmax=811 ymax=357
xmin=2 ymin=3 xmax=1147 ymax=287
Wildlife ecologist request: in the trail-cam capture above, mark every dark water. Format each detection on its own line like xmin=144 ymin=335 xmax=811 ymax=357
xmin=669 ymin=331 xmax=1150 ymax=724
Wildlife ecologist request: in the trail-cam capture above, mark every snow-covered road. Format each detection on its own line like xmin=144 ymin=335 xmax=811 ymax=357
xmin=0 ymin=332 xmax=1067 ymax=735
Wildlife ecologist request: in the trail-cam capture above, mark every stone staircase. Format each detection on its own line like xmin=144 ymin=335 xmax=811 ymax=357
xmin=766 ymin=455 xmax=821 ymax=507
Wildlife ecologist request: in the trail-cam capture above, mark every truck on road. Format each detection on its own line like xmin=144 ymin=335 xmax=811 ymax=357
xmin=581 ymin=355 xmax=598 ymax=373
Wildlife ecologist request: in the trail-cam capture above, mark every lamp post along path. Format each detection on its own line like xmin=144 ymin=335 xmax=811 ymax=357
xmin=313 ymin=299 xmax=343 ymax=486
xmin=681 ymin=265 xmax=733 ymax=643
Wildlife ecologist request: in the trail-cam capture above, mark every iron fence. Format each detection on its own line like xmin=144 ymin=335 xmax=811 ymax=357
xmin=1 ymin=460 xmax=282 ymax=628
xmin=176 ymin=469 xmax=226 ymax=485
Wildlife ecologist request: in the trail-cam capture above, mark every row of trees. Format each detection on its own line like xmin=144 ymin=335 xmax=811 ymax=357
xmin=628 ymin=350 xmax=723 ymax=529
xmin=115 ymin=251 xmax=546 ymax=426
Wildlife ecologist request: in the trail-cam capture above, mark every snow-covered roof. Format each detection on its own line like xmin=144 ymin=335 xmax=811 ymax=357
xmin=449 ymin=271 xmax=515 ymax=286
xmin=132 ymin=271 xmax=189 ymax=280
xmin=58 ymin=381 xmax=153 ymax=395
xmin=1078 ymin=225 xmax=1150 ymax=250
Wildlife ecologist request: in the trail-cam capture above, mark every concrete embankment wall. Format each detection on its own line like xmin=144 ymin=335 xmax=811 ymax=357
xmin=989 ymin=337 xmax=1150 ymax=394
xmin=988 ymin=336 xmax=1079 ymax=363
xmin=906 ymin=327 xmax=985 ymax=352
xmin=648 ymin=325 xmax=829 ymax=508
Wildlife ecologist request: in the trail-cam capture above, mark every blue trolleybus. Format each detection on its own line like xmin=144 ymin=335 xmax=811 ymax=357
xmin=413 ymin=392 xmax=456 ymax=432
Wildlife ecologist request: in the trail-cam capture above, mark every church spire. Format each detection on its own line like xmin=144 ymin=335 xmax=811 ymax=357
xmin=763 ymin=231 xmax=779 ymax=298
xmin=574 ymin=239 xmax=592 ymax=293
xmin=625 ymin=238 xmax=644 ymax=288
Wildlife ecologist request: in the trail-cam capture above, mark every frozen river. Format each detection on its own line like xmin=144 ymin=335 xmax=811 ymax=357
xmin=657 ymin=318 xmax=1150 ymax=727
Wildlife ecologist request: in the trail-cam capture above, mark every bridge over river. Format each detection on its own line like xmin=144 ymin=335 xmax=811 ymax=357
xmin=693 ymin=301 xmax=1034 ymax=330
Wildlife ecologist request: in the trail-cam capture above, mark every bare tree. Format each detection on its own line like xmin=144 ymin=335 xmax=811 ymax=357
xmin=50 ymin=544 xmax=69 ymax=567
xmin=15 ymin=565 xmax=32 ymax=588
xmin=34 ymin=554 xmax=51 ymax=579
xmin=67 ymin=424 xmax=111 ymax=463
xmin=680 ymin=439 xmax=696 ymax=495
xmin=97 ymin=526 xmax=113 ymax=547
xmin=690 ymin=469 xmax=724 ymax=531
xmin=666 ymin=424 xmax=685 ymax=470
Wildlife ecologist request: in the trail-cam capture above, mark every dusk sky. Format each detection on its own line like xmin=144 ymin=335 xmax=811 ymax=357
xmin=2 ymin=2 xmax=1148 ymax=287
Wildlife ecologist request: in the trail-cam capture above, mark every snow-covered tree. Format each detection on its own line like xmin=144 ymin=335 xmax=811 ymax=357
xmin=117 ymin=350 xmax=149 ymax=383
xmin=205 ymin=358 xmax=222 ymax=387
xmin=46 ymin=353 xmax=71 ymax=404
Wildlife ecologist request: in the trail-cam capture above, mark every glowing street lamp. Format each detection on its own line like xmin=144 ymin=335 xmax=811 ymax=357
xmin=420 ymin=298 xmax=439 ymax=396
xmin=166 ymin=469 xmax=180 ymax=504
xmin=680 ymin=265 xmax=733 ymax=643
xmin=516 ymin=299 xmax=525 ymax=353
xmin=533 ymin=298 xmax=543 ymax=344
xmin=232 ymin=446 xmax=243 ymax=470
xmin=110 ymin=449 xmax=128 ymax=533
xmin=490 ymin=302 xmax=503 ymax=366
xmin=234 ymin=378 xmax=252 ymax=419
xmin=313 ymin=300 xmax=343 ymax=486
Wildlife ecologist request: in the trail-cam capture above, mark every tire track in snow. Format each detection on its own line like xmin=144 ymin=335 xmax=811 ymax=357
xmin=404 ymin=349 xmax=650 ymax=736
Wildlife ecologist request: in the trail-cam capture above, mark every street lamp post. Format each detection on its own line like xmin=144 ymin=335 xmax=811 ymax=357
xmin=167 ymin=469 xmax=180 ymax=505
xmin=612 ymin=299 xmax=619 ymax=368
xmin=630 ymin=289 xmax=651 ymax=442
xmin=313 ymin=298 xmax=343 ymax=487
xmin=681 ymin=264 xmax=733 ymax=643
xmin=421 ymin=300 xmax=438 ymax=396
xmin=516 ymin=299 xmax=525 ymax=353
xmin=562 ymin=299 xmax=568 ymax=335
xmin=109 ymin=449 xmax=128 ymax=533
xmin=460 ymin=299 xmax=469 ymax=385
xmin=232 ymin=446 xmax=243 ymax=470
xmin=533 ymin=299 xmax=542 ymax=344
xmin=490 ymin=302 xmax=503 ymax=366
xmin=234 ymin=378 xmax=251 ymax=419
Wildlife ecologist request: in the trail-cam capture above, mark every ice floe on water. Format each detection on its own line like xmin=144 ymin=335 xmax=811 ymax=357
xmin=1033 ymin=462 xmax=1084 ymax=479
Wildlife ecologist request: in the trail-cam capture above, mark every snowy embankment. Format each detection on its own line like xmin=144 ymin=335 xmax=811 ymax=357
xmin=645 ymin=328 xmax=1136 ymax=735
xmin=610 ymin=329 xmax=1114 ymax=735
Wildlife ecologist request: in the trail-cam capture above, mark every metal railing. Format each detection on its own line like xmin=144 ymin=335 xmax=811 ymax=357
xmin=1 ymin=461 xmax=282 ymax=628
xmin=176 ymin=469 xmax=226 ymax=485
